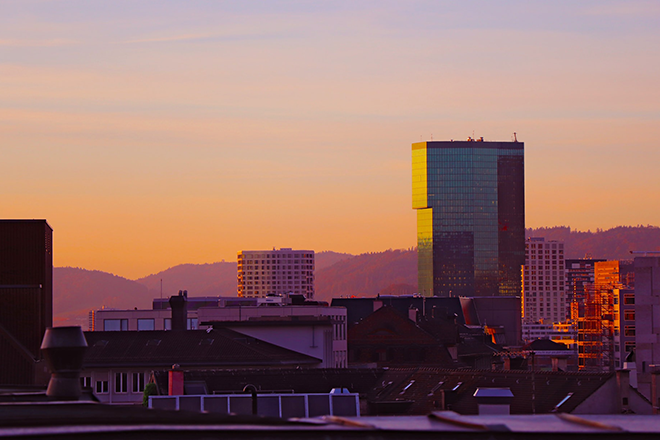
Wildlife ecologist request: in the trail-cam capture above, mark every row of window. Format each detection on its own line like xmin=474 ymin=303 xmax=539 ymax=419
xmin=81 ymin=373 xmax=146 ymax=394
xmin=103 ymin=318 xmax=199 ymax=331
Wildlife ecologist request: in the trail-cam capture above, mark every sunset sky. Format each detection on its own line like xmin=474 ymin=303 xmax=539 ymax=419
xmin=2 ymin=1 xmax=659 ymax=279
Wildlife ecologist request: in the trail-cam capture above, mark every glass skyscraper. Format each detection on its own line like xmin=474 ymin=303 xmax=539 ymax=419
xmin=412 ymin=139 xmax=524 ymax=297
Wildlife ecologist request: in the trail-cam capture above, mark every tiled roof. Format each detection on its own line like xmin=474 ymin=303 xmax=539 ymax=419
xmin=368 ymin=367 xmax=614 ymax=415
xmin=83 ymin=329 xmax=320 ymax=369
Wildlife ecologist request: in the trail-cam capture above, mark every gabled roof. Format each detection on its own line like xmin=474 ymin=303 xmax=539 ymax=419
xmin=83 ymin=329 xmax=320 ymax=369
xmin=368 ymin=367 xmax=614 ymax=415
xmin=348 ymin=306 xmax=438 ymax=345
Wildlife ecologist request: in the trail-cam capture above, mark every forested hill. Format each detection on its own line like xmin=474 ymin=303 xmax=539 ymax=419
xmin=314 ymin=249 xmax=417 ymax=303
xmin=526 ymin=225 xmax=660 ymax=260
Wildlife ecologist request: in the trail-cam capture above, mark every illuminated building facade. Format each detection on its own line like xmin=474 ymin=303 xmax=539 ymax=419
xmin=237 ymin=248 xmax=314 ymax=298
xmin=565 ymin=258 xmax=605 ymax=308
xmin=573 ymin=261 xmax=620 ymax=372
xmin=522 ymin=237 xmax=566 ymax=323
xmin=412 ymin=138 xmax=524 ymax=297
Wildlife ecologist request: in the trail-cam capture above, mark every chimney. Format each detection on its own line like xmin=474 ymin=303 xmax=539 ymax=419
xmin=40 ymin=326 xmax=88 ymax=400
xmin=169 ymin=290 xmax=188 ymax=331
xmin=473 ymin=388 xmax=514 ymax=415
xmin=169 ymin=364 xmax=184 ymax=396
xmin=616 ymin=369 xmax=630 ymax=413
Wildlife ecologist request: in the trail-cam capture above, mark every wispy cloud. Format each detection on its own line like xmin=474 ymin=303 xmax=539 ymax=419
xmin=121 ymin=30 xmax=292 ymax=45
xmin=581 ymin=1 xmax=660 ymax=16
xmin=0 ymin=38 xmax=79 ymax=47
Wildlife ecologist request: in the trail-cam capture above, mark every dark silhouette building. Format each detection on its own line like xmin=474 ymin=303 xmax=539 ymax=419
xmin=413 ymin=139 xmax=525 ymax=297
xmin=0 ymin=219 xmax=53 ymax=385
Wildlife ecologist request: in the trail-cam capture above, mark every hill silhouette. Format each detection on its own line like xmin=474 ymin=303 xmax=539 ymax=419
xmin=316 ymin=251 xmax=355 ymax=270
xmin=136 ymin=262 xmax=238 ymax=298
xmin=526 ymin=225 xmax=660 ymax=260
xmin=314 ymin=249 xmax=418 ymax=303
xmin=53 ymin=267 xmax=149 ymax=328
xmin=53 ymin=226 xmax=660 ymax=327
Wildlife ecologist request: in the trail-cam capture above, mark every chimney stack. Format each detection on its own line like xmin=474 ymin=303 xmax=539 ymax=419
xmin=169 ymin=290 xmax=188 ymax=331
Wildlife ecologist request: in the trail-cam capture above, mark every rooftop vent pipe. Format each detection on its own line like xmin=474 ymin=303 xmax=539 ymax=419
xmin=40 ymin=326 xmax=88 ymax=399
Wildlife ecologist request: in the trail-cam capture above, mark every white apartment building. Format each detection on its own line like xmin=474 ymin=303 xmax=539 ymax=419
xmin=523 ymin=237 xmax=567 ymax=324
xmin=238 ymin=248 xmax=314 ymax=299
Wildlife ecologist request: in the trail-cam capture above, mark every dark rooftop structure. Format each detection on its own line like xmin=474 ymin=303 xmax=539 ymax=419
xmin=0 ymin=219 xmax=53 ymax=385
xmin=83 ymin=329 xmax=320 ymax=369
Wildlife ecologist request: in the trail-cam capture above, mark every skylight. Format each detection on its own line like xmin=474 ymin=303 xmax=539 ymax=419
xmin=399 ymin=380 xmax=415 ymax=394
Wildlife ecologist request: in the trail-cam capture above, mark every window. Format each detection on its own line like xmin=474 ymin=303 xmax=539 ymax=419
xmin=115 ymin=372 xmax=128 ymax=393
xmin=164 ymin=318 xmax=171 ymax=330
xmin=187 ymin=318 xmax=198 ymax=330
xmin=625 ymin=342 xmax=636 ymax=352
xmin=132 ymin=372 xmax=145 ymax=393
xmin=624 ymin=326 xmax=636 ymax=337
xmin=80 ymin=376 xmax=92 ymax=388
xmin=104 ymin=319 xmax=128 ymax=331
xmin=96 ymin=380 xmax=109 ymax=394
xmin=624 ymin=310 xmax=635 ymax=321
xmin=137 ymin=319 xmax=155 ymax=331
xmin=624 ymin=295 xmax=635 ymax=305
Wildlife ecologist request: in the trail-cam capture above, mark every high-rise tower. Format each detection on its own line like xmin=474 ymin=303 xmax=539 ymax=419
xmin=412 ymin=138 xmax=524 ymax=297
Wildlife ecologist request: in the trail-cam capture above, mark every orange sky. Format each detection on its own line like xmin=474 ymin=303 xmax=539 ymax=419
xmin=2 ymin=2 xmax=659 ymax=279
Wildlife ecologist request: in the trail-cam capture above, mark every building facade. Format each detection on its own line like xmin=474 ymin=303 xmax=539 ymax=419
xmin=634 ymin=256 xmax=660 ymax=400
xmin=522 ymin=237 xmax=566 ymax=323
xmin=573 ymin=261 xmax=621 ymax=372
xmin=0 ymin=220 xmax=53 ymax=385
xmin=91 ymin=297 xmax=348 ymax=369
xmin=238 ymin=248 xmax=314 ymax=298
xmin=565 ymin=258 xmax=605 ymax=307
xmin=412 ymin=139 xmax=524 ymax=297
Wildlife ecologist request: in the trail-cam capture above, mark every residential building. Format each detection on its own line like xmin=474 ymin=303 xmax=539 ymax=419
xmin=522 ymin=237 xmax=566 ymax=323
xmin=238 ymin=248 xmax=314 ymax=298
xmin=82 ymin=329 xmax=322 ymax=404
xmin=634 ymin=255 xmax=660 ymax=400
xmin=91 ymin=294 xmax=348 ymax=368
xmin=0 ymin=219 xmax=53 ymax=385
xmin=333 ymin=295 xmax=522 ymax=347
xmin=412 ymin=138 xmax=524 ymax=297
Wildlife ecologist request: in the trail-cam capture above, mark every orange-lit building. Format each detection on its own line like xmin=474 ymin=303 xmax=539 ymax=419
xmin=573 ymin=261 xmax=621 ymax=372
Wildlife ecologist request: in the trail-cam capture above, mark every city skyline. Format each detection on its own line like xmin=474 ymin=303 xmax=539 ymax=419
xmin=2 ymin=1 xmax=659 ymax=279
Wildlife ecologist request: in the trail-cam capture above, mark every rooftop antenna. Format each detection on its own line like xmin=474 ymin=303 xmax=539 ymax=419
xmin=513 ymin=132 xmax=518 ymax=142
xmin=160 ymin=278 xmax=163 ymax=299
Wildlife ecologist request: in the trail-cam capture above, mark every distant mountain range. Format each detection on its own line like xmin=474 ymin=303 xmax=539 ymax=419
xmin=54 ymin=226 xmax=660 ymax=328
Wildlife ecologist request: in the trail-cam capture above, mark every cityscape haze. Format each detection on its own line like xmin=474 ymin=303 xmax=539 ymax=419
xmin=2 ymin=2 xmax=659 ymax=279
